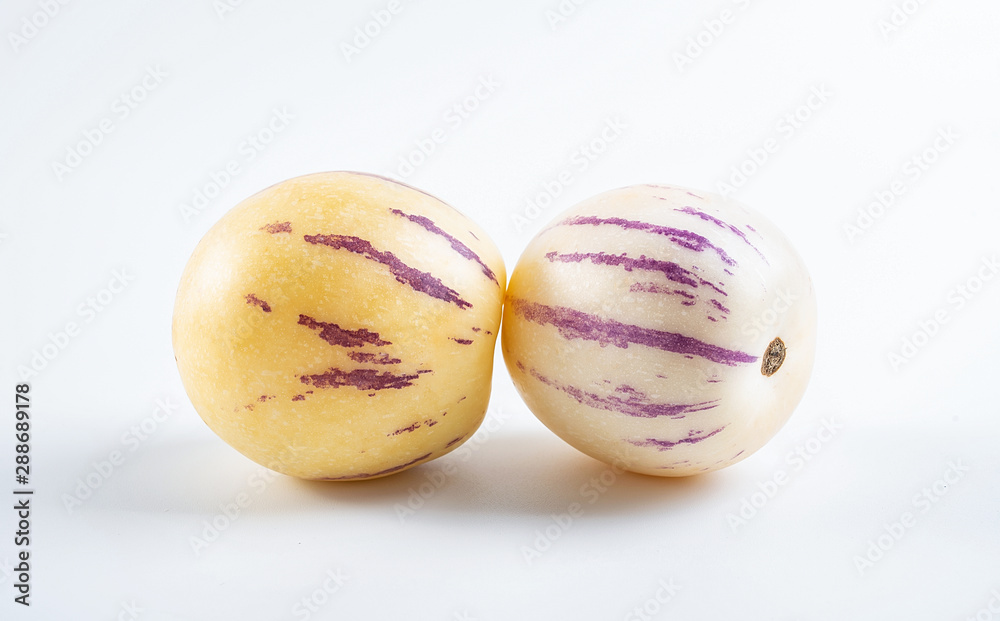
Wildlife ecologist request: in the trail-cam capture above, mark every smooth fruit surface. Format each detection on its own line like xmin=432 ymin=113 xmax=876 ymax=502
xmin=501 ymin=184 xmax=816 ymax=476
xmin=173 ymin=172 xmax=505 ymax=480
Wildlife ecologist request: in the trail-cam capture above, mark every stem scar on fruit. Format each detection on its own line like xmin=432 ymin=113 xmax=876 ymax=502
xmin=761 ymin=337 xmax=786 ymax=377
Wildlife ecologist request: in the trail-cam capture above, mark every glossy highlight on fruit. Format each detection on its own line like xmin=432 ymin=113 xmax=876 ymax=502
xmin=173 ymin=172 xmax=505 ymax=480
xmin=501 ymin=184 xmax=816 ymax=476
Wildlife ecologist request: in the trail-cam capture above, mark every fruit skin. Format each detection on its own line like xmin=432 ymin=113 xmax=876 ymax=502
xmin=172 ymin=172 xmax=505 ymax=480
xmin=501 ymin=184 xmax=816 ymax=476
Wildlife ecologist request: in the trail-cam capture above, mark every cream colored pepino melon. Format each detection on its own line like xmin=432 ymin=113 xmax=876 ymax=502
xmin=502 ymin=184 xmax=816 ymax=476
xmin=173 ymin=172 xmax=505 ymax=480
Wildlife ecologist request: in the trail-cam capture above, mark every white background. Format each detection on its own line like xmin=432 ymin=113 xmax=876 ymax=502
xmin=2 ymin=1 xmax=999 ymax=619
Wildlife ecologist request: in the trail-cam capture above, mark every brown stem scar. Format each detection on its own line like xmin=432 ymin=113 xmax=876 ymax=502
xmin=761 ymin=337 xmax=786 ymax=377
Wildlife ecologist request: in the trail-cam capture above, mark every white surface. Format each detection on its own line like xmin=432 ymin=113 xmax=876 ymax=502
xmin=1 ymin=1 xmax=999 ymax=619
